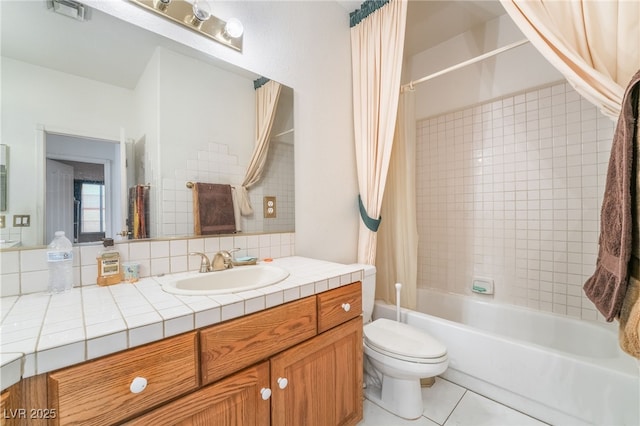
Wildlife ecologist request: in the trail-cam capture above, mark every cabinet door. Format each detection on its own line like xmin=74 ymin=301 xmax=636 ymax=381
xmin=125 ymin=361 xmax=271 ymax=426
xmin=270 ymin=317 xmax=363 ymax=426
xmin=49 ymin=331 xmax=199 ymax=426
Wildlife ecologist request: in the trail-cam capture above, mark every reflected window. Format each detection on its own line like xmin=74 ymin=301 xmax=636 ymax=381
xmin=74 ymin=180 xmax=106 ymax=242
xmin=81 ymin=182 xmax=105 ymax=233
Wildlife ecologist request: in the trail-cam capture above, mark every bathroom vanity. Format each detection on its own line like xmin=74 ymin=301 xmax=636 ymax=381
xmin=0 ymin=259 xmax=363 ymax=425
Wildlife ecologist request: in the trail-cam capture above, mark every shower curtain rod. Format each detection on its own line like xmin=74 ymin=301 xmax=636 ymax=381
xmin=401 ymin=38 xmax=530 ymax=93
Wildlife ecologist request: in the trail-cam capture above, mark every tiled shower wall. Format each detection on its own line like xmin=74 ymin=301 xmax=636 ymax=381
xmin=416 ymin=81 xmax=615 ymax=321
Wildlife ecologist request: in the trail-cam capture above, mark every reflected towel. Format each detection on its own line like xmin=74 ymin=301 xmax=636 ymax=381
xmin=192 ymin=183 xmax=236 ymax=235
xmin=129 ymin=185 xmax=149 ymax=239
xmin=620 ymin=275 xmax=640 ymax=359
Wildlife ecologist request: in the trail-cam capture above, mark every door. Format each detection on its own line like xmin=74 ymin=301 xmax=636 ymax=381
xmin=125 ymin=362 xmax=271 ymax=426
xmin=46 ymin=159 xmax=74 ymax=243
xmin=270 ymin=317 xmax=363 ymax=426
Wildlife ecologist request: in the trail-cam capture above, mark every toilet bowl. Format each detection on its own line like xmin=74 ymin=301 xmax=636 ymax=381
xmin=356 ymin=264 xmax=449 ymax=420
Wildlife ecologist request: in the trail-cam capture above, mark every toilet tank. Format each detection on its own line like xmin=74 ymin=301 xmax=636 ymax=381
xmin=352 ymin=264 xmax=376 ymax=323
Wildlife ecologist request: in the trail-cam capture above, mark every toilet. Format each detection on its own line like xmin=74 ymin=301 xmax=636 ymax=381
xmin=358 ymin=264 xmax=448 ymax=420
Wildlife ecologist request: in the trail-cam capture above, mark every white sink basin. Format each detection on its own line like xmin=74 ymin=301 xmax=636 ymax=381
xmin=162 ymin=264 xmax=289 ymax=295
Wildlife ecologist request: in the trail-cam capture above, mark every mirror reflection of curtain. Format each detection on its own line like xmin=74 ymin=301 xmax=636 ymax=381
xmin=238 ymin=79 xmax=282 ymax=216
xmin=350 ymin=0 xmax=408 ymax=265
xmin=500 ymin=0 xmax=640 ymax=119
xmin=376 ymin=90 xmax=418 ymax=309
xmin=46 ymin=159 xmax=74 ymax=244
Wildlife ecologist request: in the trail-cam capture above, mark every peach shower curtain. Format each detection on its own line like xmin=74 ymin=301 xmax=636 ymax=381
xmin=376 ymin=90 xmax=418 ymax=309
xmin=351 ymin=0 xmax=408 ymax=265
xmin=238 ymin=79 xmax=282 ymax=216
xmin=500 ymin=0 xmax=640 ymax=119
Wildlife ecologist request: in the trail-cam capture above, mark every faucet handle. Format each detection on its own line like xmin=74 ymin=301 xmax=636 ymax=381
xmin=189 ymin=252 xmax=211 ymax=273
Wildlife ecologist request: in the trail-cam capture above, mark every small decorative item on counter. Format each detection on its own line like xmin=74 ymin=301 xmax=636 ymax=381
xmin=123 ymin=262 xmax=140 ymax=283
xmin=96 ymin=238 xmax=123 ymax=286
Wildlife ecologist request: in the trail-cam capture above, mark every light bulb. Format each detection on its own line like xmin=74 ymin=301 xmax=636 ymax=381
xmin=224 ymin=18 xmax=243 ymax=38
xmin=192 ymin=0 xmax=211 ymax=22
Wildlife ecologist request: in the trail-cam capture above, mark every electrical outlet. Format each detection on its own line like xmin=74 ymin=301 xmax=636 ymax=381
xmin=13 ymin=214 xmax=30 ymax=227
xmin=0 ymin=215 xmax=5 ymax=228
xmin=264 ymin=196 xmax=277 ymax=218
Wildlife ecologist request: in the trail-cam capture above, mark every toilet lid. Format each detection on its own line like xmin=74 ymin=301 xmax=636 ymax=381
xmin=364 ymin=318 xmax=447 ymax=360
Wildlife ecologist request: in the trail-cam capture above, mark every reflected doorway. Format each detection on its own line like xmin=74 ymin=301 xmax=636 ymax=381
xmin=45 ymin=132 xmax=122 ymax=244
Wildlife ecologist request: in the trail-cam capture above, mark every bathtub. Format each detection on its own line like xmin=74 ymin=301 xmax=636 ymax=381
xmin=372 ymin=289 xmax=639 ymax=426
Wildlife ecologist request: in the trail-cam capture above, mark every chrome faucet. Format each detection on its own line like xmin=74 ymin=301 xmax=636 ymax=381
xmin=189 ymin=252 xmax=212 ymax=273
xmin=211 ymin=248 xmax=241 ymax=271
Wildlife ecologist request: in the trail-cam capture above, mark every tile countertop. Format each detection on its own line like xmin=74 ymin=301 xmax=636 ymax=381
xmin=0 ymin=256 xmax=365 ymax=392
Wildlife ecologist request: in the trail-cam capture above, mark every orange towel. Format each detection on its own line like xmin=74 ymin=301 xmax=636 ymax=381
xmin=619 ymin=276 xmax=640 ymax=359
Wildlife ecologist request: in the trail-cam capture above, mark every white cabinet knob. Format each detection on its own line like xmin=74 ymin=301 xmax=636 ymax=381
xmin=277 ymin=377 xmax=288 ymax=389
xmin=130 ymin=377 xmax=147 ymax=394
xmin=260 ymin=387 xmax=272 ymax=400
xmin=342 ymin=303 xmax=351 ymax=312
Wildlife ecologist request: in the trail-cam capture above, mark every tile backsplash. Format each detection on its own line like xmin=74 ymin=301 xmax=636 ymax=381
xmin=159 ymin=140 xmax=295 ymax=238
xmin=416 ymin=81 xmax=615 ymax=321
xmin=0 ymin=232 xmax=295 ymax=297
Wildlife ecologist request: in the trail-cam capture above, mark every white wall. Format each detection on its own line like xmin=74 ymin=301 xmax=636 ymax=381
xmin=90 ymin=0 xmax=359 ymax=264
xmin=409 ymin=14 xmax=563 ymax=120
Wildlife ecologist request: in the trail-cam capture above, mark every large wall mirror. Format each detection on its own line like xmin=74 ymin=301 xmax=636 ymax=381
xmin=1 ymin=0 xmax=294 ymax=250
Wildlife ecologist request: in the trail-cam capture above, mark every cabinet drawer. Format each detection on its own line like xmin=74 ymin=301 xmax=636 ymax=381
xmin=201 ymin=296 xmax=317 ymax=385
xmin=125 ymin=361 xmax=270 ymax=426
xmin=48 ymin=332 xmax=199 ymax=426
xmin=317 ymin=282 xmax=362 ymax=333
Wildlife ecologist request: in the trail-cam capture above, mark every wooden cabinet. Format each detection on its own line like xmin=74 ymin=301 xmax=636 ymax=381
xmin=48 ymin=332 xmax=199 ymax=425
xmin=200 ymin=296 xmax=317 ymax=385
xmin=271 ymin=316 xmax=363 ymax=426
xmin=0 ymin=375 xmax=49 ymax=426
xmin=317 ymin=282 xmax=362 ymax=333
xmin=4 ymin=282 xmax=363 ymax=425
xmin=125 ymin=362 xmax=271 ymax=426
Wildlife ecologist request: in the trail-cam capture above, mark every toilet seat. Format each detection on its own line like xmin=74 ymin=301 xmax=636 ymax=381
xmin=364 ymin=318 xmax=447 ymax=363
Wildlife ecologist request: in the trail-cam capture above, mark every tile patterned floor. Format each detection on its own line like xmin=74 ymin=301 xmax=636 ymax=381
xmin=358 ymin=377 xmax=548 ymax=426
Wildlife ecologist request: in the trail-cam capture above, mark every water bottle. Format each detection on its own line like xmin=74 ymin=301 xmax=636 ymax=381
xmin=47 ymin=231 xmax=74 ymax=293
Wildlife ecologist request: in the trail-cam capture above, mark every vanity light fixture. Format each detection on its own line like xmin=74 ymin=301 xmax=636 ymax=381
xmin=130 ymin=0 xmax=244 ymax=52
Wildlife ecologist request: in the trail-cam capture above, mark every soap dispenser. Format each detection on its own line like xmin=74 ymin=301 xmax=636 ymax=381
xmin=97 ymin=238 xmax=123 ymax=286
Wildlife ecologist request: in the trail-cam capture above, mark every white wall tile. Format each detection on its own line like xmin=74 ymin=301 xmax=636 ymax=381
xmin=416 ymin=82 xmax=613 ymax=321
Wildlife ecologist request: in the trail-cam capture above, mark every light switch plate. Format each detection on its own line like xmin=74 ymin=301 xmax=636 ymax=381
xmin=264 ymin=196 xmax=276 ymax=219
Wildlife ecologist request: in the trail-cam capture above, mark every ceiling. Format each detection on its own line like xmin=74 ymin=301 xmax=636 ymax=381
xmin=340 ymin=0 xmax=506 ymax=57
xmin=1 ymin=1 xmax=506 ymax=90
xmin=0 ymin=0 xmax=255 ymax=90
